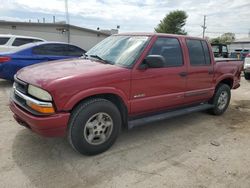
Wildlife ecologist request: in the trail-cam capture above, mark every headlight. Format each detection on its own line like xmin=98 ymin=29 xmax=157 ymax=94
xmin=28 ymin=85 xmax=52 ymax=101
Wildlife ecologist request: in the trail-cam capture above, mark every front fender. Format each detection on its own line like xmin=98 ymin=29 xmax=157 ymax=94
xmin=62 ymin=87 xmax=129 ymax=111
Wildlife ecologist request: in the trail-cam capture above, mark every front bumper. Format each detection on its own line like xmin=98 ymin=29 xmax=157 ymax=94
xmin=244 ymin=68 xmax=250 ymax=73
xmin=9 ymin=99 xmax=70 ymax=137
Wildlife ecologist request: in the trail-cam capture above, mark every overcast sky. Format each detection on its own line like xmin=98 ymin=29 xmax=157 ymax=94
xmin=0 ymin=0 xmax=249 ymax=39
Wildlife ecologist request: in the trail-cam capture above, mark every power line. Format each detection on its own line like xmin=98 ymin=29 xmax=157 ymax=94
xmin=206 ymin=31 xmax=249 ymax=34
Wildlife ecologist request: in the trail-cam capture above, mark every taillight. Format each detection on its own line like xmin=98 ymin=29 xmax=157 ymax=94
xmin=246 ymin=53 xmax=250 ymax=57
xmin=0 ymin=56 xmax=11 ymax=63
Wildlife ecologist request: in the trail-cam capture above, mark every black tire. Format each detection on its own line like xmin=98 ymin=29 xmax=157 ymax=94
xmin=244 ymin=72 xmax=250 ymax=80
xmin=208 ymin=84 xmax=231 ymax=115
xmin=68 ymin=98 xmax=122 ymax=155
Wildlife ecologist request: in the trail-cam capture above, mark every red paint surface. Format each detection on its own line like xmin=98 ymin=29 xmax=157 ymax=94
xmin=11 ymin=33 xmax=243 ymax=137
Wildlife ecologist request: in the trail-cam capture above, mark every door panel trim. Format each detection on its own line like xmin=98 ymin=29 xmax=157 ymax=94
xmin=185 ymin=88 xmax=214 ymax=97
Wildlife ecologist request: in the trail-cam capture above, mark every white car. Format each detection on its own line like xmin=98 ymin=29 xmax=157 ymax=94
xmin=244 ymin=54 xmax=250 ymax=80
xmin=0 ymin=34 xmax=45 ymax=52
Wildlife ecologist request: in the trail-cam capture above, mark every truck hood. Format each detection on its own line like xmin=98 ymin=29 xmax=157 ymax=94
xmin=16 ymin=58 xmax=127 ymax=87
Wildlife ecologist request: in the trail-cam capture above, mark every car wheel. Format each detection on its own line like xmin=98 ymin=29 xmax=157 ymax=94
xmin=68 ymin=98 xmax=121 ymax=155
xmin=208 ymin=84 xmax=231 ymax=115
xmin=244 ymin=72 xmax=250 ymax=80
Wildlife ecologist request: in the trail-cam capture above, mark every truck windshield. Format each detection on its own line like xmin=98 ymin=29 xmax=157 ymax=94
xmin=86 ymin=35 xmax=150 ymax=68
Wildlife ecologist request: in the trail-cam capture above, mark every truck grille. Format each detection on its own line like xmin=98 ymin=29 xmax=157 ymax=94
xmin=12 ymin=77 xmax=30 ymax=112
xmin=14 ymin=77 xmax=28 ymax=94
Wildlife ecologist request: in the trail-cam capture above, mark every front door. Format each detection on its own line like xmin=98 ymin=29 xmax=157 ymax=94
xmin=130 ymin=37 xmax=187 ymax=115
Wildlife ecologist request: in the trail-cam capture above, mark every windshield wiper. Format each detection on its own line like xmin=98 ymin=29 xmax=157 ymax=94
xmin=87 ymin=54 xmax=113 ymax=64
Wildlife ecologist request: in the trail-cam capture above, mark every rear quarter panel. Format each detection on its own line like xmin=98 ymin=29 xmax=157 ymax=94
xmin=214 ymin=60 xmax=243 ymax=89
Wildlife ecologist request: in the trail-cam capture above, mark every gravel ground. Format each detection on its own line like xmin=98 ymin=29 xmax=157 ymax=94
xmin=0 ymin=78 xmax=250 ymax=188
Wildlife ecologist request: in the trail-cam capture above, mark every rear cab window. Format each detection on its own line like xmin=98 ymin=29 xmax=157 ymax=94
xmin=148 ymin=37 xmax=184 ymax=67
xmin=0 ymin=37 xmax=10 ymax=45
xmin=186 ymin=39 xmax=211 ymax=66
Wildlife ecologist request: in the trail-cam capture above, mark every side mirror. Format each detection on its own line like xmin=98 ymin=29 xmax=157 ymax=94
xmin=145 ymin=55 xmax=166 ymax=68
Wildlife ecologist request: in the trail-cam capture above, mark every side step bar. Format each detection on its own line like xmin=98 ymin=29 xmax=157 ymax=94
xmin=128 ymin=103 xmax=214 ymax=129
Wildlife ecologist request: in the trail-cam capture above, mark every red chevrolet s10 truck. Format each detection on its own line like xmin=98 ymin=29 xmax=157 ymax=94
xmin=10 ymin=33 xmax=243 ymax=155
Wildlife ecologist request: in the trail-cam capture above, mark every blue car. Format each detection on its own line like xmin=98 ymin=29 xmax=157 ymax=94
xmin=0 ymin=42 xmax=86 ymax=80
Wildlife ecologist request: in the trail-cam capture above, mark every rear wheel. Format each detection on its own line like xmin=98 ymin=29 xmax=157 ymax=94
xmin=244 ymin=72 xmax=250 ymax=80
xmin=68 ymin=98 xmax=122 ymax=155
xmin=208 ymin=84 xmax=231 ymax=115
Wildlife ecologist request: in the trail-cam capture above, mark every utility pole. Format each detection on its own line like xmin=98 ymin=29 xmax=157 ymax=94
xmin=201 ymin=15 xmax=207 ymax=38
xmin=65 ymin=0 xmax=70 ymax=43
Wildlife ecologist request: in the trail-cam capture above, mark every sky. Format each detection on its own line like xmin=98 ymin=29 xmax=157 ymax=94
xmin=0 ymin=0 xmax=249 ymax=39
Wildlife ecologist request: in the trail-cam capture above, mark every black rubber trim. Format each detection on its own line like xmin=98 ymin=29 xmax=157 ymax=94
xmin=128 ymin=103 xmax=214 ymax=129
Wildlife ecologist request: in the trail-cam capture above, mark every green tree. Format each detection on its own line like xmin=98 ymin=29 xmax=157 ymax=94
xmin=220 ymin=32 xmax=235 ymax=44
xmin=210 ymin=37 xmax=221 ymax=44
xmin=155 ymin=10 xmax=188 ymax=35
xmin=209 ymin=33 xmax=236 ymax=44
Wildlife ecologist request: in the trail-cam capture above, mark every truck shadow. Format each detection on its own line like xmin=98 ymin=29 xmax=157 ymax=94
xmin=12 ymin=106 xmax=250 ymax=188
xmin=0 ymin=79 xmax=13 ymax=88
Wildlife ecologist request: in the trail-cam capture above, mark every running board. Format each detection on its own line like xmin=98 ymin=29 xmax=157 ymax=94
xmin=128 ymin=103 xmax=214 ymax=129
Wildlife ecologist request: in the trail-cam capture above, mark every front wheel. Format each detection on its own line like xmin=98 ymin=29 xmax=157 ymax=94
xmin=244 ymin=72 xmax=250 ymax=80
xmin=68 ymin=98 xmax=122 ymax=155
xmin=208 ymin=84 xmax=231 ymax=115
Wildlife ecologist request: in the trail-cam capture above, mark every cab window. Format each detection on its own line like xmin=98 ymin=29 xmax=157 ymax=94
xmin=148 ymin=37 xmax=183 ymax=67
xmin=186 ymin=39 xmax=211 ymax=66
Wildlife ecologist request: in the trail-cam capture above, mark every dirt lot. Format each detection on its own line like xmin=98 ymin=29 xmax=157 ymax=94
xmin=0 ymin=78 xmax=250 ymax=188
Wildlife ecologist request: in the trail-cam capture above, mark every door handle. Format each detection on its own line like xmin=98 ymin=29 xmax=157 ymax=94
xmin=179 ymin=72 xmax=188 ymax=77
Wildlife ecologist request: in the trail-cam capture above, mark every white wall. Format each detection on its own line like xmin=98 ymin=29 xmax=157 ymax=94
xmin=0 ymin=24 xmax=108 ymax=51
xmin=228 ymin=43 xmax=250 ymax=53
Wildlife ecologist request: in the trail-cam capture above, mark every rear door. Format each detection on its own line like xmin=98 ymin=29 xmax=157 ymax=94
xmin=185 ymin=39 xmax=214 ymax=104
xmin=130 ymin=36 xmax=187 ymax=115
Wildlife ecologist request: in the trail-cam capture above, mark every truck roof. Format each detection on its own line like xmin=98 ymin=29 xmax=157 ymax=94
xmin=115 ymin=32 xmax=206 ymax=41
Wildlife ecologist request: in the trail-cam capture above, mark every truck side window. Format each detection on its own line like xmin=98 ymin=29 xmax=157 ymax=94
xmin=201 ymin=41 xmax=211 ymax=65
xmin=148 ymin=37 xmax=183 ymax=67
xmin=187 ymin=39 xmax=209 ymax=66
xmin=222 ymin=46 xmax=227 ymax=53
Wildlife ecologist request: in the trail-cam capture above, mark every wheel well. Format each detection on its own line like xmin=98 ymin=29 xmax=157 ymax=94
xmin=72 ymin=94 xmax=128 ymax=128
xmin=218 ymin=78 xmax=233 ymax=89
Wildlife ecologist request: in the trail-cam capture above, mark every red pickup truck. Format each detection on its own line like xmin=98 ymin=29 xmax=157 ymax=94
xmin=10 ymin=33 xmax=243 ymax=155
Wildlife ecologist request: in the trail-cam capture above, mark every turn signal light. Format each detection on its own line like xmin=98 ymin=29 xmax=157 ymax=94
xmin=26 ymin=101 xmax=55 ymax=114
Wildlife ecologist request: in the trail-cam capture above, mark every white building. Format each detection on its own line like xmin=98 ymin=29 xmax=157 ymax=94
xmin=228 ymin=38 xmax=250 ymax=53
xmin=0 ymin=21 xmax=116 ymax=51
